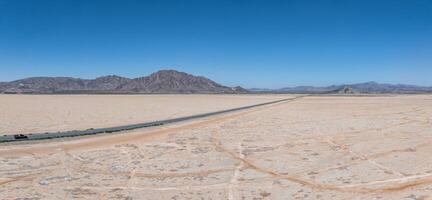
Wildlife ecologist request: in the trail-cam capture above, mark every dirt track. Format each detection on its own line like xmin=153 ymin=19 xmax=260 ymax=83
xmin=1 ymin=95 xmax=432 ymax=199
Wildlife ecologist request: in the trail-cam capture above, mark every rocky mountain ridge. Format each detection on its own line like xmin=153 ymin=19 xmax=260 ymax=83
xmin=0 ymin=70 xmax=247 ymax=94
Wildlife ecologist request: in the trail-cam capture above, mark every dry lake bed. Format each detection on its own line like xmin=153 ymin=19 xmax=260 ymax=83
xmin=0 ymin=94 xmax=283 ymax=135
xmin=1 ymin=94 xmax=432 ymax=199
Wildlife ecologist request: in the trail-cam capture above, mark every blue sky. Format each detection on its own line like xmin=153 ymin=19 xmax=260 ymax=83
xmin=0 ymin=0 xmax=431 ymax=88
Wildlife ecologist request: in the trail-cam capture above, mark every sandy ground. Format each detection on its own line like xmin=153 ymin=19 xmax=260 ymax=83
xmin=1 ymin=95 xmax=432 ymax=199
xmin=0 ymin=94 xmax=287 ymax=135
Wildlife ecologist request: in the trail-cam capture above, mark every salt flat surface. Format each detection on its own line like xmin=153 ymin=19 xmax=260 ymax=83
xmin=0 ymin=94 xmax=287 ymax=135
xmin=1 ymin=95 xmax=432 ymax=199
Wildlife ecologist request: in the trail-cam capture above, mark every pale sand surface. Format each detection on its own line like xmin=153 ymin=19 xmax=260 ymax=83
xmin=0 ymin=94 xmax=288 ymax=135
xmin=1 ymin=95 xmax=432 ymax=199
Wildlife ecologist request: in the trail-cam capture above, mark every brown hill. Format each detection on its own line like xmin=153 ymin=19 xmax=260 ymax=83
xmin=119 ymin=70 xmax=240 ymax=93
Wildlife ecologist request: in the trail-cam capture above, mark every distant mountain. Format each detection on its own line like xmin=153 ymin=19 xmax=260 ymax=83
xmin=248 ymin=88 xmax=275 ymax=92
xmin=231 ymin=86 xmax=249 ymax=93
xmin=252 ymin=82 xmax=432 ymax=94
xmin=345 ymin=82 xmax=432 ymax=94
xmin=0 ymin=70 xmax=248 ymax=94
xmin=118 ymin=70 xmax=244 ymax=93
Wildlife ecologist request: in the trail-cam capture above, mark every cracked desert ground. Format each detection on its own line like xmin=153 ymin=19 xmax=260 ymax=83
xmin=1 ymin=94 xmax=432 ymax=200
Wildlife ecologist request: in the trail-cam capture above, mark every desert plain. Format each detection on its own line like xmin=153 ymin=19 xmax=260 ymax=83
xmin=0 ymin=94 xmax=283 ymax=135
xmin=1 ymin=94 xmax=432 ymax=199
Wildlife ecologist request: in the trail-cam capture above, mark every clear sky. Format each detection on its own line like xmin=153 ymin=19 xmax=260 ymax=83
xmin=0 ymin=0 xmax=431 ymax=88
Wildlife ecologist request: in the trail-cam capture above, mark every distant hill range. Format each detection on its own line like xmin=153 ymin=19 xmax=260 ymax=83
xmin=250 ymin=82 xmax=432 ymax=94
xmin=2 ymin=71 xmax=431 ymax=94
xmin=0 ymin=70 xmax=248 ymax=94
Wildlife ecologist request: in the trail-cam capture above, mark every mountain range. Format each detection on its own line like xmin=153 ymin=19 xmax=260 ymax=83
xmin=250 ymin=82 xmax=432 ymax=94
xmin=1 ymin=70 xmax=431 ymax=94
xmin=0 ymin=70 xmax=248 ymax=94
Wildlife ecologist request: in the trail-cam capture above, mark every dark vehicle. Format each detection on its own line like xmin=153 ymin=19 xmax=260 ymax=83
xmin=14 ymin=134 xmax=28 ymax=140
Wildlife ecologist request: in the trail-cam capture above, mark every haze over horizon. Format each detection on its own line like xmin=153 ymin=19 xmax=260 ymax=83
xmin=1 ymin=0 xmax=431 ymax=88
